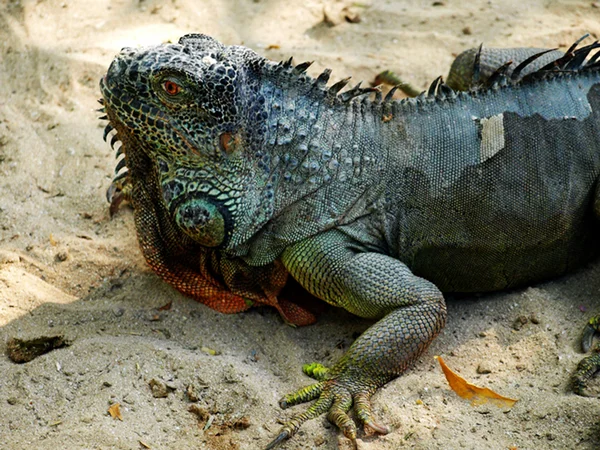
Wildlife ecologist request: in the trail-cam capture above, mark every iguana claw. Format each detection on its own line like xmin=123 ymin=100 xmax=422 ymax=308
xmin=264 ymin=431 xmax=290 ymax=450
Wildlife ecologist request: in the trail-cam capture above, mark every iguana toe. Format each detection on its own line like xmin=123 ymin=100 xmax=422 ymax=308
xmin=279 ymin=380 xmax=324 ymax=408
xmin=106 ymin=173 xmax=132 ymax=217
xmin=581 ymin=315 xmax=600 ymax=352
xmin=326 ymin=391 xmax=356 ymax=440
xmin=303 ymin=362 xmax=331 ymax=381
xmin=573 ymin=315 xmax=600 ymax=396
xmin=355 ymin=392 xmax=390 ymax=434
xmin=268 ymin=393 xmax=334 ymax=449
xmin=572 ymin=348 xmax=600 ymax=396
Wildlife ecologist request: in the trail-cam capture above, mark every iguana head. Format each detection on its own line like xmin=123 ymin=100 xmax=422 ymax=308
xmin=100 ymin=34 xmax=277 ymax=250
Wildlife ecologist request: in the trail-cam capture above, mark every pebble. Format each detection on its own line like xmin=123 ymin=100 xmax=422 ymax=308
xmin=512 ymin=315 xmax=528 ymax=330
xmin=56 ymin=250 xmax=69 ymax=262
xmin=149 ymin=379 xmax=170 ymax=398
xmin=476 ymin=362 xmax=493 ymax=374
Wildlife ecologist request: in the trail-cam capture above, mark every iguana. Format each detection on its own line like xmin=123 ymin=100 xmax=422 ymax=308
xmin=99 ymin=34 xmax=600 ymax=448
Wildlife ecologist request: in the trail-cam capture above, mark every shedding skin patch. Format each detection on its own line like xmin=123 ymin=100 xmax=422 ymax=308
xmin=201 ymin=55 xmax=217 ymax=65
xmin=478 ymin=113 xmax=505 ymax=163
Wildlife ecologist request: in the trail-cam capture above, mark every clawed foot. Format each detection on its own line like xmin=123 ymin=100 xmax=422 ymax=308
xmin=106 ymin=173 xmax=132 ymax=217
xmin=573 ymin=316 xmax=600 ymax=396
xmin=265 ymin=363 xmax=389 ymax=449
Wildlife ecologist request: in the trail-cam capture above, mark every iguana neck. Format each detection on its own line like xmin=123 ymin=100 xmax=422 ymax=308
xmin=231 ymin=67 xmax=392 ymax=265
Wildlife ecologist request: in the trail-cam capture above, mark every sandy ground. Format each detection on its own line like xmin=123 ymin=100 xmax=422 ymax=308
xmin=2 ymin=0 xmax=600 ymax=449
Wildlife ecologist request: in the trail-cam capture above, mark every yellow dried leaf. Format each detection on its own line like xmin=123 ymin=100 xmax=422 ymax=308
xmin=435 ymin=356 xmax=518 ymax=408
xmin=108 ymin=402 xmax=123 ymax=420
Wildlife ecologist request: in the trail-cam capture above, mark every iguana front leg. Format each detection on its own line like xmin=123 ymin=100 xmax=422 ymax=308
xmin=266 ymin=230 xmax=447 ymax=448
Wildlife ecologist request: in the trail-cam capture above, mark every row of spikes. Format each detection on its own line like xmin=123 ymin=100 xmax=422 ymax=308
xmin=274 ymin=34 xmax=600 ymax=106
xmin=97 ymin=100 xmax=129 ymax=205
xmin=423 ymin=35 xmax=600 ymax=99
xmin=277 ymin=54 xmax=457 ymax=104
xmin=471 ymin=34 xmax=600 ymax=90
xmin=412 ymin=35 xmax=600 ymax=103
xmin=276 ymin=56 xmax=384 ymax=102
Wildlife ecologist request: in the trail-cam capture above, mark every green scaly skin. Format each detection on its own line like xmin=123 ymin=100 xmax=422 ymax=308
xmin=99 ymin=35 xmax=600 ymax=448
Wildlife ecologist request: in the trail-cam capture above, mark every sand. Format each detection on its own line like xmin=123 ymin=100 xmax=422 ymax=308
xmin=2 ymin=0 xmax=600 ymax=449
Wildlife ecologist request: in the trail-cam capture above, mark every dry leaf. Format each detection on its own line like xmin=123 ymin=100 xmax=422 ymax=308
xmin=108 ymin=402 xmax=123 ymax=420
xmin=435 ymin=356 xmax=518 ymax=408
xmin=139 ymin=440 xmax=151 ymax=449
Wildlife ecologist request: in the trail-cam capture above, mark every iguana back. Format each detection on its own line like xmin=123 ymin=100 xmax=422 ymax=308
xmin=385 ymin=71 xmax=600 ymax=291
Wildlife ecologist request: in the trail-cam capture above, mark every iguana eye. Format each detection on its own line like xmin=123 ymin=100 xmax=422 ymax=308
xmin=162 ymin=80 xmax=182 ymax=96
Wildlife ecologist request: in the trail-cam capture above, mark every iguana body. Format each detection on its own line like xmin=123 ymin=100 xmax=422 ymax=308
xmin=100 ymin=36 xmax=600 ymax=447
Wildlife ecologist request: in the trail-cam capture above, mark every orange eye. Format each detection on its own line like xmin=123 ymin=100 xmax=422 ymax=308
xmin=162 ymin=80 xmax=181 ymax=96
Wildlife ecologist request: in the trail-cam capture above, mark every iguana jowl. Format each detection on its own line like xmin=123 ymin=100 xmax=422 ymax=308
xmin=100 ymin=35 xmax=600 ymax=448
